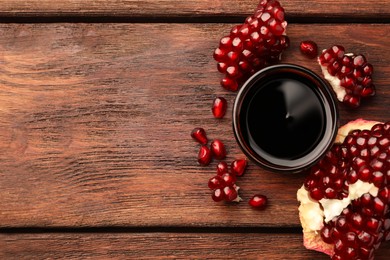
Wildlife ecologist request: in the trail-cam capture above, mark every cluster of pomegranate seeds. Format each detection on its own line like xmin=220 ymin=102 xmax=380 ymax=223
xmin=318 ymin=45 xmax=376 ymax=108
xmin=208 ymin=160 xmax=247 ymax=202
xmin=300 ymin=40 xmax=318 ymax=59
xmin=304 ymin=121 xmax=390 ymax=201
xmin=213 ymin=0 xmax=289 ymax=91
xmin=212 ymin=97 xmax=228 ymax=119
xmin=249 ymin=194 xmax=268 ymax=209
xmin=301 ymin=121 xmax=390 ymax=259
xmin=320 ymin=189 xmax=390 ymax=260
xmin=192 ymin=127 xmax=227 ymax=166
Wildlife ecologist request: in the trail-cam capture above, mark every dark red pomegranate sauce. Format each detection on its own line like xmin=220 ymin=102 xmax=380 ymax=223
xmin=233 ymin=64 xmax=338 ymax=172
xmin=245 ymin=77 xmax=325 ymax=159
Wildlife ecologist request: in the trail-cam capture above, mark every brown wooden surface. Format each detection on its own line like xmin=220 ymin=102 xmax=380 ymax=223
xmin=0 ymin=0 xmax=389 ymax=19
xmin=0 ymin=23 xmax=389 ymax=228
xmin=0 ymin=0 xmax=389 ymax=259
xmin=2 ymin=232 xmax=390 ymax=259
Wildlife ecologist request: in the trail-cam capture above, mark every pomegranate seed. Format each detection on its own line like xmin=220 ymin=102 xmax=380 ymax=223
xmin=249 ymin=194 xmax=268 ymax=209
xmin=212 ymin=188 xmax=225 ymax=202
xmin=210 ymin=139 xmax=227 ymax=160
xmin=231 ymin=159 xmax=247 ymax=176
xmin=216 ymin=161 xmax=229 ymax=175
xmin=221 ymin=172 xmax=237 ymax=186
xmin=212 ymin=97 xmax=227 ymax=119
xmin=300 ymin=40 xmax=318 ymax=58
xmin=191 ymin=127 xmax=208 ymax=145
xmin=198 ymin=145 xmax=212 ymax=166
xmin=208 ymin=176 xmax=225 ymax=190
xmin=223 ymin=186 xmax=238 ymax=202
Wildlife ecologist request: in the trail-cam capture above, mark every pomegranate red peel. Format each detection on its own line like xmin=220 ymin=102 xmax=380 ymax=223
xmin=213 ymin=0 xmax=289 ymax=91
xmin=297 ymin=119 xmax=390 ymax=259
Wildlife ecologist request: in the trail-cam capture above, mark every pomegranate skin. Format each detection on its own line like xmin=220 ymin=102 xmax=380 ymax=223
xmin=212 ymin=97 xmax=228 ymax=119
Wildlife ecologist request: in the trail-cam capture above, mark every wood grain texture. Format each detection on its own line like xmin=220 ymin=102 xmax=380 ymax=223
xmin=1 ymin=232 xmax=389 ymax=259
xmin=0 ymin=23 xmax=389 ymax=228
xmin=0 ymin=0 xmax=389 ymax=19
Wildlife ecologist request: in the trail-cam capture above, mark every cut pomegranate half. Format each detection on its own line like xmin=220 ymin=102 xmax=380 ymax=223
xmin=297 ymin=119 xmax=390 ymax=259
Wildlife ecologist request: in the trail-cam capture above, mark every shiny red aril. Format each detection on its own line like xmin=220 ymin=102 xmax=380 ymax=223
xmin=300 ymin=40 xmax=318 ymax=59
xmin=208 ymin=176 xmax=225 ymax=190
xmin=221 ymin=172 xmax=237 ymax=186
xmin=216 ymin=161 xmax=229 ymax=175
xmin=223 ymin=186 xmax=238 ymax=202
xmin=212 ymin=188 xmax=225 ymax=202
xmin=198 ymin=145 xmax=212 ymax=166
xmin=231 ymin=159 xmax=247 ymax=176
xmin=210 ymin=139 xmax=227 ymax=160
xmin=191 ymin=127 xmax=208 ymax=145
xmin=212 ymin=97 xmax=227 ymax=119
xmin=249 ymin=194 xmax=268 ymax=209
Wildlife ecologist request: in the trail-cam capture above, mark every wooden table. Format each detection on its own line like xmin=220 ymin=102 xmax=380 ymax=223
xmin=0 ymin=0 xmax=389 ymax=259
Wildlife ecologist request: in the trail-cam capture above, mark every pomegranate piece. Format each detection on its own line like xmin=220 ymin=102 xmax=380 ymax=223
xmin=210 ymin=139 xmax=227 ymax=160
xmin=318 ymin=45 xmax=376 ymax=108
xmin=191 ymin=127 xmax=208 ymax=145
xmin=231 ymin=159 xmax=247 ymax=176
xmin=249 ymin=194 xmax=268 ymax=209
xmin=297 ymin=119 xmax=390 ymax=260
xmin=300 ymin=40 xmax=318 ymax=59
xmin=212 ymin=97 xmax=228 ymax=119
xmin=213 ymin=0 xmax=289 ymax=91
xmin=198 ymin=145 xmax=212 ymax=166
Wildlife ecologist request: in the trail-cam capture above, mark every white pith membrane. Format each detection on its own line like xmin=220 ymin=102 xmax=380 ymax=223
xmin=297 ymin=119 xmax=382 ymax=256
xmin=318 ymin=52 xmax=354 ymax=102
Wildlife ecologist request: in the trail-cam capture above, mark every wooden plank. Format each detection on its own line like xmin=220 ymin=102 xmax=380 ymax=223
xmin=1 ymin=232 xmax=389 ymax=259
xmin=0 ymin=0 xmax=389 ymax=19
xmin=0 ymin=23 xmax=389 ymax=228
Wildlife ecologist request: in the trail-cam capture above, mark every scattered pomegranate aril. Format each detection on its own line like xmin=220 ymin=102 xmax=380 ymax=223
xmin=191 ymin=127 xmax=208 ymax=145
xmin=318 ymin=45 xmax=376 ymax=108
xmin=297 ymin=119 xmax=390 ymax=260
xmin=221 ymin=172 xmax=237 ymax=187
xmin=223 ymin=186 xmax=239 ymax=202
xmin=249 ymin=194 xmax=268 ymax=209
xmin=212 ymin=97 xmax=228 ymax=119
xmin=231 ymin=159 xmax=247 ymax=176
xmin=300 ymin=40 xmax=318 ymax=59
xmin=198 ymin=145 xmax=212 ymax=166
xmin=214 ymin=0 xmax=289 ymax=91
xmin=210 ymin=139 xmax=227 ymax=160
xmin=212 ymin=188 xmax=225 ymax=202
xmin=216 ymin=161 xmax=229 ymax=175
xmin=208 ymin=176 xmax=225 ymax=190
